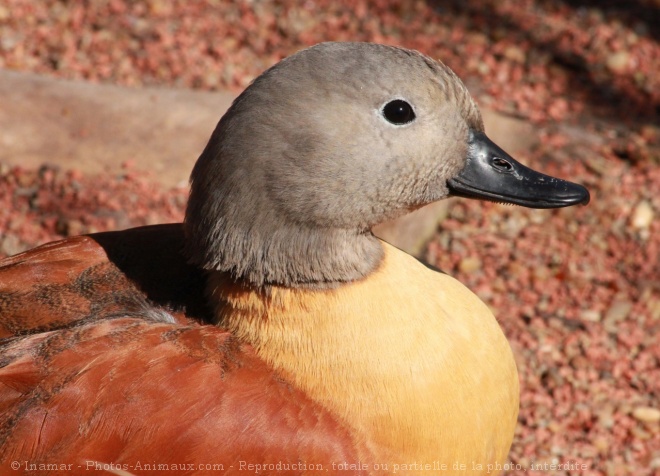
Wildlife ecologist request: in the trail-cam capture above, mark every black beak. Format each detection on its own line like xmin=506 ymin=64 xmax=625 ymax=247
xmin=447 ymin=130 xmax=590 ymax=208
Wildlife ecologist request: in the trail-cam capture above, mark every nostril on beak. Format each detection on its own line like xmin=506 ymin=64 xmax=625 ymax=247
xmin=492 ymin=157 xmax=513 ymax=171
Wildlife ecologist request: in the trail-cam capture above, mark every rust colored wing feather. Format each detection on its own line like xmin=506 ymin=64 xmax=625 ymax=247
xmin=0 ymin=224 xmax=210 ymax=338
xmin=0 ymin=225 xmax=368 ymax=474
xmin=0 ymin=319 xmax=365 ymax=474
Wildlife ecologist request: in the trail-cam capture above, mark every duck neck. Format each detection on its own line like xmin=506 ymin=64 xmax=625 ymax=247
xmin=185 ymin=210 xmax=384 ymax=289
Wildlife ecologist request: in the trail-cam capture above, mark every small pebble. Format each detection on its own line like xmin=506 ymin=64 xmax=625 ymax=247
xmin=632 ymin=406 xmax=660 ymax=423
xmin=503 ymin=45 xmax=526 ymax=64
xmin=605 ymin=51 xmax=631 ymax=74
xmin=604 ymin=300 xmax=633 ymax=324
xmin=580 ymin=310 xmax=602 ymax=322
xmin=459 ymin=256 xmax=482 ymax=273
xmin=631 ymin=200 xmax=654 ymax=229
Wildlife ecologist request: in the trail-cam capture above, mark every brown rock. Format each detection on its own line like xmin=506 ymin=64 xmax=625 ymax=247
xmin=0 ymin=70 xmax=235 ymax=188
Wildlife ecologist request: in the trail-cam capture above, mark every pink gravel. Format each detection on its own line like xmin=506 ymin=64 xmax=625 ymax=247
xmin=1 ymin=1 xmax=659 ymax=475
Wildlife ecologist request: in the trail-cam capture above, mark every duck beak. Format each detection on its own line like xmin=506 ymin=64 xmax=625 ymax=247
xmin=447 ymin=130 xmax=590 ymax=208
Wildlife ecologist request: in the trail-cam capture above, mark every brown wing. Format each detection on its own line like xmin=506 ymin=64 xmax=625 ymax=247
xmin=0 ymin=318 xmax=365 ymax=474
xmin=0 ymin=225 xmax=368 ymax=474
xmin=0 ymin=224 xmax=210 ymax=338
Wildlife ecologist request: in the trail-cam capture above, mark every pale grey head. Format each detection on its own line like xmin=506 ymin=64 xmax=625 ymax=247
xmin=185 ymin=42 xmax=588 ymax=288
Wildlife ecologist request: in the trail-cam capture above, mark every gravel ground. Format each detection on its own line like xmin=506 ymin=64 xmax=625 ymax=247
xmin=1 ymin=1 xmax=659 ymax=475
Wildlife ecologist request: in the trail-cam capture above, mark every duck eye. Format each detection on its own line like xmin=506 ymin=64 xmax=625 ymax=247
xmin=382 ymin=99 xmax=416 ymax=125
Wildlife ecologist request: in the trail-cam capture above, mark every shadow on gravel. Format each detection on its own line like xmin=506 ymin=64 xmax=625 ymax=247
xmin=427 ymin=0 xmax=659 ymax=124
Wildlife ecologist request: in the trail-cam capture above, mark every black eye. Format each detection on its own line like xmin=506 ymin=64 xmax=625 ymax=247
xmin=382 ymin=99 xmax=416 ymax=125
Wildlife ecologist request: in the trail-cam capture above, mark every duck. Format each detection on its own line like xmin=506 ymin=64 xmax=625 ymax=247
xmin=0 ymin=42 xmax=589 ymax=475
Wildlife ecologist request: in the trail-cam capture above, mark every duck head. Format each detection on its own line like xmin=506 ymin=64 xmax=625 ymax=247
xmin=185 ymin=42 xmax=589 ymax=287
